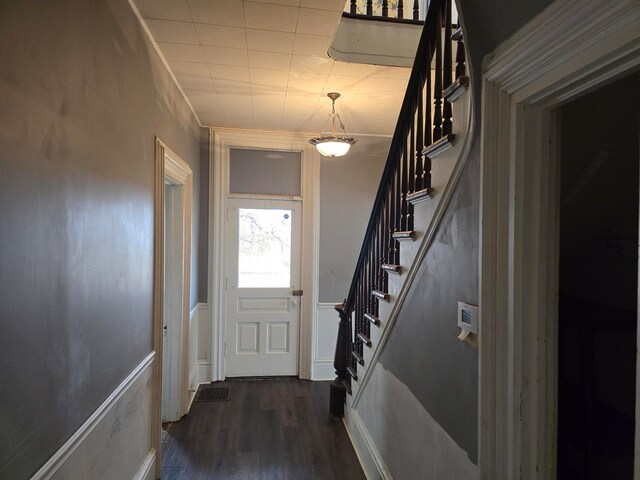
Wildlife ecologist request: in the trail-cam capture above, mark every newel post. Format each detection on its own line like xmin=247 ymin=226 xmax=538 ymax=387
xmin=330 ymin=300 xmax=350 ymax=417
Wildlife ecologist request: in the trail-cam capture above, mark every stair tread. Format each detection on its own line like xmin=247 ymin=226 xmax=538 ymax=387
xmin=443 ymin=76 xmax=469 ymax=103
xmin=392 ymin=230 xmax=416 ymax=241
xmin=372 ymin=289 xmax=390 ymax=302
xmin=347 ymin=366 xmax=358 ymax=381
xmin=422 ymin=133 xmax=455 ymax=158
xmin=407 ymin=187 xmax=434 ymax=205
xmin=382 ymin=263 xmax=402 ymax=274
xmin=364 ymin=312 xmax=381 ymax=326
xmin=351 ymin=350 xmax=364 ymax=366
xmin=357 ymin=332 xmax=372 ymax=347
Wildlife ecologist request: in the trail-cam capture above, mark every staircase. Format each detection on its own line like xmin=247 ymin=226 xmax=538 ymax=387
xmin=330 ymin=0 xmax=471 ymax=415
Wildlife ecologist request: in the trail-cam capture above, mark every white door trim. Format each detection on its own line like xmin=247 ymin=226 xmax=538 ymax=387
xmin=152 ymin=138 xmax=193 ymax=478
xmin=479 ymin=0 xmax=640 ymax=479
xmin=479 ymin=1 xmax=640 ymax=478
xmin=208 ymin=128 xmax=321 ymax=381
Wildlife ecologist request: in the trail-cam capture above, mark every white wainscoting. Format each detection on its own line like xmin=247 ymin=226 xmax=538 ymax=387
xmin=196 ymin=303 xmax=211 ymax=384
xmin=312 ymin=303 xmax=340 ymax=380
xmin=188 ymin=304 xmax=200 ymax=406
xmin=32 ymin=353 xmax=156 ymax=480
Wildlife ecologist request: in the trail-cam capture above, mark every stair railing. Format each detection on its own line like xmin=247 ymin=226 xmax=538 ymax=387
xmin=345 ymin=0 xmax=423 ymax=24
xmin=330 ymin=0 xmax=467 ymax=416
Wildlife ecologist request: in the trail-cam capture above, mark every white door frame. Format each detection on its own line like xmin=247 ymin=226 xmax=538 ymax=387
xmin=208 ymin=128 xmax=320 ymax=381
xmin=478 ymin=1 xmax=640 ymax=478
xmin=152 ymin=138 xmax=193 ymax=477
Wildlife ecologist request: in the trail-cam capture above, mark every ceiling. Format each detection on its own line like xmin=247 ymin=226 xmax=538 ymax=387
xmin=133 ymin=0 xmax=412 ymax=135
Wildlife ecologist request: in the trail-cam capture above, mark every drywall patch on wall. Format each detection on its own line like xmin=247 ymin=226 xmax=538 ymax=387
xmin=354 ymin=363 xmax=478 ymax=479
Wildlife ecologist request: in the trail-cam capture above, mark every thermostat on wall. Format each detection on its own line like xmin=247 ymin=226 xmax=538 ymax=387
xmin=457 ymin=301 xmax=478 ymax=334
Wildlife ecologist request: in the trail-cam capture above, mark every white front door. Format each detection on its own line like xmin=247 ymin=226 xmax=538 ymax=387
xmin=225 ymin=198 xmax=302 ymax=376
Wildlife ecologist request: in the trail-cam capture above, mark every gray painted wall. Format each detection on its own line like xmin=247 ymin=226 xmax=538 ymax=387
xmin=319 ymin=136 xmax=389 ymax=302
xmin=379 ymin=146 xmax=480 ymax=462
xmin=352 ymin=0 xmax=558 ymax=471
xmin=198 ymin=127 xmax=209 ymax=303
xmin=0 ymin=0 xmax=201 ymax=477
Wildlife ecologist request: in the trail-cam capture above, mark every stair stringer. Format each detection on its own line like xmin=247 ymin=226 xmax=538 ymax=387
xmin=347 ymin=82 xmax=473 ymax=412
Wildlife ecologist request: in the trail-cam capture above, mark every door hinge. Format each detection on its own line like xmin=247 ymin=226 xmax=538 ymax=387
xmin=224 ymin=342 xmax=227 ymax=357
xmin=225 ymin=278 xmax=228 ymax=290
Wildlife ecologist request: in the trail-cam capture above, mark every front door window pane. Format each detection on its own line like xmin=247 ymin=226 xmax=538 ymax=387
xmin=238 ymin=208 xmax=292 ymax=288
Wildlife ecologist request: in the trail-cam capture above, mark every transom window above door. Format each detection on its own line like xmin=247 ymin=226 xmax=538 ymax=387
xmin=229 ymin=148 xmax=301 ymax=197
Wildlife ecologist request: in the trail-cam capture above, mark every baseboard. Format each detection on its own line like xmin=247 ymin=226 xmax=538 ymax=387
xmin=343 ymin=406 xmax=394 ymax=480
xmin=311 ymin=360 xmax=335 ymax=380
xmin=133 ymin=450 xmax=156 ymax=480
xmin=198 ymin=360 xmax=211 ymax=384
xmin=32 ymin=352 xmax=155 ymax=480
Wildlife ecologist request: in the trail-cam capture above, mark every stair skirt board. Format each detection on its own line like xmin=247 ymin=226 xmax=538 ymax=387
xmin=350 ymin=85 xmax=473 ymax=410
xmin=343 ymin=406 xmax=394 ymax=480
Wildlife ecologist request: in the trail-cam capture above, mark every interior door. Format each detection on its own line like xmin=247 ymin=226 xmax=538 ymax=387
xmin=162 ymin=182 xmax=184 ymax=422
xmin=225 ymin=198 xmax=302 ymax=376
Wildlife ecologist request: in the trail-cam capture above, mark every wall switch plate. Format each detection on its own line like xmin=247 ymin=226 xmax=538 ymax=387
xmin=457 ymin=301 xmax=478 ymax=334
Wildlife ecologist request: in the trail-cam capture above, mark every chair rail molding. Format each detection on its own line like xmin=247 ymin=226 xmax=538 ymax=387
xmin=478 ymin=0 xmax=640 ymax=478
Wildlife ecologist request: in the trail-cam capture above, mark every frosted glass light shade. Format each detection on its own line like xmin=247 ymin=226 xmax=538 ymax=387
xmin=309 ymin=137 xmax=356 ymax=157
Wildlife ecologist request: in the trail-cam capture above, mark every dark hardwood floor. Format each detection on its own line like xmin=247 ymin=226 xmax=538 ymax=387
xmin=161 ymin=378 xmax=366 ymax=479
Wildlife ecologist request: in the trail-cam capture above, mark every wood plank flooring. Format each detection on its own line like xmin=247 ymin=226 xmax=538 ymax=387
xmin=161 ymin=378 xmax=366 ymax=479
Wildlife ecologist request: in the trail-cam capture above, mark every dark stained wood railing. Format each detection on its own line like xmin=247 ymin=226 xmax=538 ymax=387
xmin=330 ymin=0 xmax=467 ymax=416
xmin=344 ymin=0 xmax=424 ymax=25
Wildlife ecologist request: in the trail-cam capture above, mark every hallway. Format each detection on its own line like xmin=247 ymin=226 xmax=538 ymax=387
xmin=161 ymin=378 xmax=365 ymax=479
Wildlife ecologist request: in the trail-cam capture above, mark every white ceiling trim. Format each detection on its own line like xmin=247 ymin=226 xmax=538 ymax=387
xmin=127 ymin=0 xmax=203 ymax=126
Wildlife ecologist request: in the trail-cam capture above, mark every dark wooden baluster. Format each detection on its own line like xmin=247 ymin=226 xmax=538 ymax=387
xmin=350 ymin=0 xmax=357 ymax=15
xmin=389 ymin=170 xmax=397 ymax=262
xmin=455 ymin=22 xmax=466 ymax=79
xmin=408 ymin=119 xmax=415 ymax=231
xmin=359 ymin=270 xmax=364 ymax=352
xmin=442 ymin=0 xmax=453 ymax=135
xmin=433 ymin=7 xmax=443 ymax=141
xmin=397 ymin=0 xmax=404 ymax=19
xmin=367 ymin=247 xmax=373 ymax=334
xmin=413 ymin=0 xmax=420 ymax=20
xmin=373 ymin=239 xmax=378 ymax=314
xmin=382 ymin=0 xmax=389 ymax=17
xmin=394 ymin=164 xmax=401 ymax=264
xmin=409 ymin=119 xmax=416 ymax=194
xmin=400 ymin=140 xmax=408 ymax=232
xmin=366 ymin=0 xmax=373 ymax=16
xmin=381 ymin=196 xmax=389 ymax=293
xmin=415 ymin=83 xmax=424 ymax=192
xmin=424 ymin=46 xmax=432 ymax=188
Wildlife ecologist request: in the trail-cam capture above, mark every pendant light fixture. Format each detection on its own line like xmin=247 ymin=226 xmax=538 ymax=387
xmin=309 ymin=92 xmax=357 ymax=157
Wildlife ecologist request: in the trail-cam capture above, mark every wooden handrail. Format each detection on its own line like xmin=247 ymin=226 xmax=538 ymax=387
xmin=331 ymin=0 xmax=466 ymax=415
xmin=343 ymin=0 xmax=424 ymax=24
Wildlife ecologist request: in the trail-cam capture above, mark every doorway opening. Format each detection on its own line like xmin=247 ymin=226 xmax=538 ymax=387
xmin=557 ymin=74 xmax=640 ymax=478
